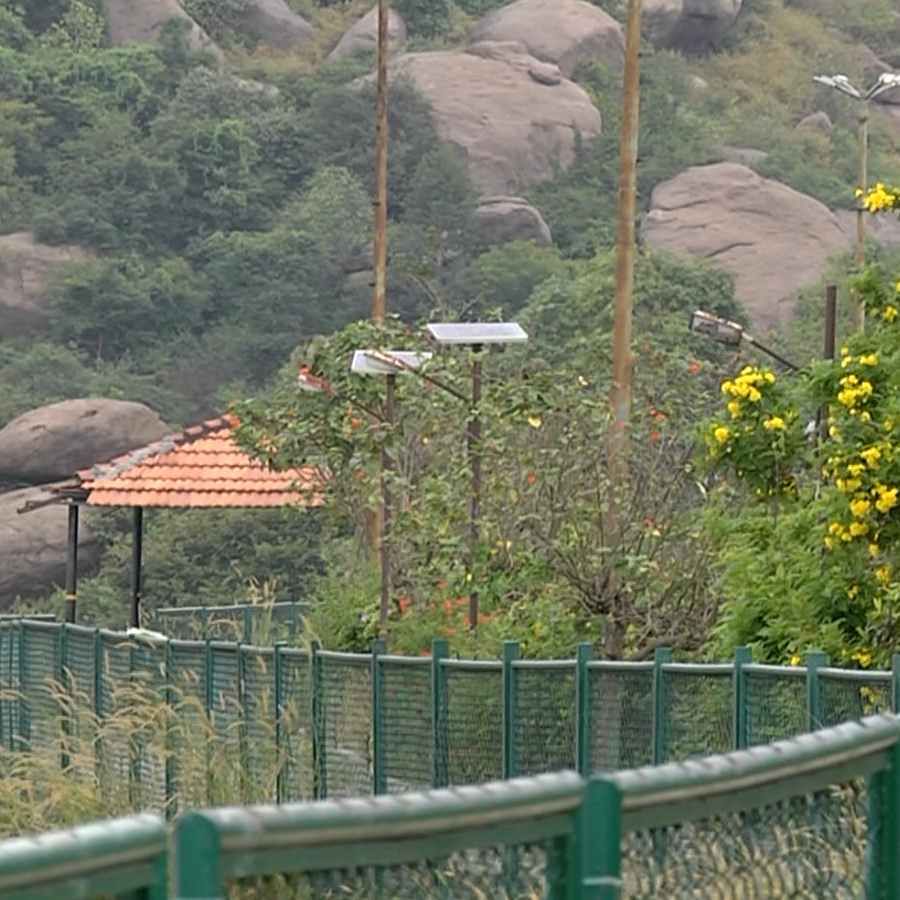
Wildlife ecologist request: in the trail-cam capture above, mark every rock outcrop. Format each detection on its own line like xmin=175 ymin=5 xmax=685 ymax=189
xmin=103 ymin=0 xmax=221 ymax=57
xmin=470 ymin=0 xmax=624 ymax=77
xmin=643 ymin=0 xmax=743 ymax=53
xmin=0 ymin=232 xmax=91 ymax=337
xmin=0 ymin=485 xmax=100 ymax=608
xmin=0 ymin=399 xmax=170 ymax=486
xmin=476 ymin=197 xmax=552 ymax=246
xmin=643 ymin=163 xmax=847 ymax=331
xmin=245 ymin=0 xmax=314 ymax=49
xmin=328 ymin=6 xmax=406 ymax=62
xmin=382 ymin=47 xmax=602 ymax=195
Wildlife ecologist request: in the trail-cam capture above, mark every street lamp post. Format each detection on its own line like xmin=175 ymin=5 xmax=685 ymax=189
xmin=425 ymin=323 xmax=528 ymax=630
xmin=350 ymin=350 xmax=432 ymax=633
xmin=814 ymin=72 xmax=900 ymax=329
xmin=688 ymin=310 xmax=799 ymax=372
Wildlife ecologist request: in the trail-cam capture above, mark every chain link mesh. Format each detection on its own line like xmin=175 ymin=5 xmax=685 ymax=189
xmin=243 ymin=647 xmax=277 ymax=803
xmin=589 ymin=665 xmax=653 ymax=771
xmin=168 ymin=641 xmax=209 ymax=810
xmin=513 ymin=663 xmax=576 ymax=776
xmin=443 ymin=663 xmax=502 ymax=785
xmin=621 ymin=780 xmax=869 ymax=898
xmin=318 ymin=654 xmax=372 ymax=798
xmin=818 ymin=674 xmax=892 ymax=730
xmin=223 ymin=839 xmax=564 ymax=899
xmin=280 ymin=648 xmax=313 ymax=801
xmin=662 ymin=670 xmax=733 ymax=762
xmin=381 ymin=658 xmax=432 ymax=793
xmin=745 ymin=670 xmax=807 ymax=747
xmin=20 ymin=623 xmax=58 ymax=752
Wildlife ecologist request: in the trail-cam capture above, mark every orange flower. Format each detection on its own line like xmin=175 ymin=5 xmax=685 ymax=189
xmin=649 ymin=430 xmax=662 ymax=443
xmin=526 ymin=471 xmax=537 ymax=486
xmin=688 ymin=360 xmax=703 ymax=376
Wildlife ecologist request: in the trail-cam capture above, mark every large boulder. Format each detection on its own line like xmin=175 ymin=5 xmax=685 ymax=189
xmin=103 ymin=0 xmax=221 ymax=58
xmin=643 ymin=163 xmax=848 ymax=331
xmin=470 ymin=0 xmax=624 ymax=78
xmin=0 ymin=485 xmax=100 ymax=608
xmin=245 ymin=0 xmax=314 ymax=49
xmin=0 ymin=399 xmax=170 ymax=486
xmin=327 ymin=6 xmax=406 ymax=62
xmin=643 ymin=0 xmax=743 ymax=53
xmin=0 ymin=232 xmax=91 ymax=338
xmin=835 ymin=210 xmax=900 ymax=250
xmin=476 ymin=196 xmax=552 ymax=246
xmin=382 ymin=48 xmax=602 ymax=195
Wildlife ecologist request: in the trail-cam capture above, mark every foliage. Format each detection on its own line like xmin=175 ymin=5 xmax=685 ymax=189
xmin=392 ymin=0 xmax=450 ymax=38
xmin=706 ymin=263 xmax=900 ymax=668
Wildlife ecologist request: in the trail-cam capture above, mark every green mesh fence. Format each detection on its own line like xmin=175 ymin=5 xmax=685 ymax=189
xmin=620 ymin=782 xmax=869 ymax=898
xmin=242 ymin=646 xmax=277 ymax=803
xmin=280 ymin=647 xmax=313 ymax=802
xmin=20 ymin=621 xmax=58 ymax=753
xmin=317 ymin=652 xmax=372 ymax=798
xmin=818 ymin=670 xmax=893 ymax=729
xmin=513 ymin=661 xmax=576 ymax=776
xmin=168 ymin=640 xmax=209 ymax=810
xmin=443 ymin=660 xmax=503 ymax=785
xmin=589 ymin=662 xmax=654 ymax=771
xmin=379 ymin=656 xmax=432 ymax=793
xmin=661 ymin=664 xmax=734 ymax=762
xmin=745 ymin=665 xmax=808 ymax=746
xmin=153 ymin=602 xmax=306 ymax=643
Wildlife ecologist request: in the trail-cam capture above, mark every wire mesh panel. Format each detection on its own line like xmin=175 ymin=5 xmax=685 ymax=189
xmin=223 ymin=838 xmax=568 ymax=899
xmin=318 ymin=652 xmax=372 ymax=798
xmin=661 ymin=665 xmax=733 ymax=762
xmin=745 ymin=667 xmax=807 ymax=747
xmin=589 ymin=663 xmax=654 ymax=772
xmin=97 ymin=633 xmax=137 ymax=795
xmin=620 ymin=779 xmax=869 ymax=898
xmin=380 ymin=656 xmax=432 ymax=793
xmin=280 ymin=648 xmax=313 ymax=801
xmin=208 ymin=644 xmax=244 ymax=803
xmin=21 ymin=622 xmax=60 ymax=754
xmin=64 ymin=626 xmax=97 ymax=712
xmin=242 ymin=646 xmax=277 ymax=803
xmin=443 ymin=661 xmax=502 ymax=785
xmin=513 ymin=662 xmax=576 ymax=776
xmin=168 ymin=640 xmax=209 ymax=809
xmin=818 ymin=671 xmax=892 ymax=729
xmin=0 ymin=624 xmax=16 ymax=749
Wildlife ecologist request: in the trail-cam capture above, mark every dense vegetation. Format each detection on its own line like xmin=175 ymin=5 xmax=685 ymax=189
xmin=3 ymin=0 xmax=900 ymax=658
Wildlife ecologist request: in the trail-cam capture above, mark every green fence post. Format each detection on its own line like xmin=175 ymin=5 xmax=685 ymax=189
xmin=371 ymin=638 xmax=386 ymax=795
xmin=236 ymin=643 xmax=248 ymax=804
xmin=175 ymin=812 xmax=222 ymax=900
xmin=242 ymin=607 xmax=252 ymax=644
xmin=892 ymin=654 xmax=900 ymax=715
xmin=274 ymin=642 xmax=285 ymax=804
xmin=431 ymin=638 xmax=449 ymax=788
xmin=310 ymin=639 xmax=325 ymax=799
xmin=652 ymin=647 xmax=672 ymax=765
xmin=805 ymin=649 xmax=828 ymax=732
xmin=578 ymin=777 xmax=622 ymax=899
xmin=576 ymin=642 xmax=593 ymax=776
xmin=502 ymin=641 xmax=520 ymax=780
xmin=733 ymin=645 xmax=752 ymax=750
xmin=93 ymin=628 xmax=103 ymax=786
xmin=867 ymin=736 xmax=900 ymax=898
xmin=59 ymin=622 xmax=70 ymax=771
xmin=17 ymin=620 xmax=26 ymax=748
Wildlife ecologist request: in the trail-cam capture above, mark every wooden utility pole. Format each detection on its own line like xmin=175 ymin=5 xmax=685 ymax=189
xmin=605 ymin=0 xmax=642 ymax=657
xmin=372 ymin=0 xmax=389 ymax=324
xmin=856 ymin=104 xmax=868 ymax=331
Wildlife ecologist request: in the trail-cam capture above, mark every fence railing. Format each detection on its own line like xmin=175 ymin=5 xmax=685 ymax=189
xmin=151 ymin=601 xmax=306 ymax=643
xmin=2 ymin=619 xmax=899 ymax=815
xmin=0 ymin=812 xmax=167 ymax=900
xmin=3 ymin=716 xmax=900 ymax=896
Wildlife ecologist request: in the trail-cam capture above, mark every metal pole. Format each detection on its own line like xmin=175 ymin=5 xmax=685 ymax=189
xmin=825 ymin=284 xmax=837 ymax=361
xmin=130 ymin=506 xmax=143 ymax=628
xmin=606 ymin=0 xmax=641 ymax=657
xmin=371 ymin=0 xmax=389 ymax=324
xmin=467 ymin=347 xmax=483 ymax=630
xmin=857 ymin=103 xmax=868 ymax=330
xmin=64 ymin=503 xmax=79 ymax=624
xmin=379 ymin=373 xmax=395 ymax=632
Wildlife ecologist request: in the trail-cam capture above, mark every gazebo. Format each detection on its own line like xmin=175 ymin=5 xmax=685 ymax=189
xmin=37 ymin=414 xmax=324 ymax=627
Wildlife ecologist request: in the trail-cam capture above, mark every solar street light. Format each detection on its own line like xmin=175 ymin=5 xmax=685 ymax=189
xmin=426 ymin=322 xmax=529 ymax=629
xmin=689 ymin=310 xmax=799 ymax=372
xmin=350 ymin=349 xmax=431 ymax=632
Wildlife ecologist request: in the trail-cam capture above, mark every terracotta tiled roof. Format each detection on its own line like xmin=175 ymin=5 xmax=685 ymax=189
xmin=73 ymin=414 xmax=324 ymax=509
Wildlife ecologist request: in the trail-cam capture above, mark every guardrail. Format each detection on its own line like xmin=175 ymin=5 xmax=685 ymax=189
xmin=2 ymin=716 xmax=900 ymax=897
xmin=2 ymin=620 xmax=899 ymax=816
xmin=0 ymin=813 xmax=167 ymax=900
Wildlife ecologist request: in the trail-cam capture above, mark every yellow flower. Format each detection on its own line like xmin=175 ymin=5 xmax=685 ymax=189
xmin=853 ymin=649 xmax=873 ymax=668
xmin=721 ymin=380 xmax=733 ymax=396
xmin=713 ymin=426 xmax=731 ymax=444
xmin=869 ymin=542 xmax=880 ymax=558
xmin=884 ymin=419 xmax=894 ymax=433
xmin=763 ymin=416 xmax=785 ymax=431
xmin=841 ymin=346 xmax=849 ymax=356
xmin=824 ymin=536 xmax=834 ymax=550
xmin=829 ymin=424 xmax=841 ymax=440
xmin=884 ymin=305 xmax=898 ymax=322
xmin=789 ymin=654 xmax=802 ymax=667
xmin=876 ymin=566 xmax=892 ymax=586
xmin=847 ymin=463 xmax=865 ymax=477
xmin=850 ymin=498 xmax=871 ymax=518
xmin=859 ymin=353 xmax=879 ymax=366
xmin=861 ymin=411 xmax=872 ymax=423
xmin=527 ymin=415 xmax=542 ymax=429
xmin=828 ymin=521 xmax=843 ymax=535
xmin=849 ymin=521 xmax=869 ymax=537
xmin=764 ymin=372 xmax=775 ymax=384
xmin=861 ymin=446 xmax=882 ymax=468
xmin=848 ymin=584 xmax=860 ymax=598
xmin=727 ymin=400 xmax=742 ymax=419
xmin=875 ymin=486 xmax=898 ymax=513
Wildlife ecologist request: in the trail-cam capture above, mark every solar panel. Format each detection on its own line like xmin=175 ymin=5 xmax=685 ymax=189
xmin=425 ymin=323 xmax=528 ymax=345
xmin=350 ymin=350 xmax=432 ymax=375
